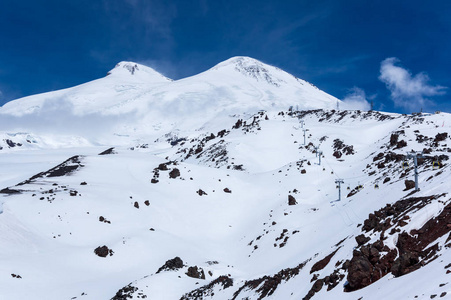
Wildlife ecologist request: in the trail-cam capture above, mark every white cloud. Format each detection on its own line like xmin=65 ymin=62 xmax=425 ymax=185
xmin=0 ymin=99 xmax=136 ymax=142
xmin=379 ymin=57 xmax=446 ymax=111
xmin=340 ymin=87 xmax=372 ymax=111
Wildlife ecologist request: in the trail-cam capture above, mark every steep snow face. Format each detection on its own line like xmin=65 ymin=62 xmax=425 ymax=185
xmin=0 ymin=57 xmax=340 ymax=143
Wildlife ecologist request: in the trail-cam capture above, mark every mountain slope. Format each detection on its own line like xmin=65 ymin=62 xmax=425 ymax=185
xmin=0 ymin=61 xmax=172 ymax=117
xmin=0 ymin=108 xmax=450 ymax=300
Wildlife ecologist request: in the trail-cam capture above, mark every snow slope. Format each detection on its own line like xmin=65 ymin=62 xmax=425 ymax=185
xmin=0 ymin=57 xmax=450 ymax=300
xmin=0 ymin=107 xmax=450 ymax=300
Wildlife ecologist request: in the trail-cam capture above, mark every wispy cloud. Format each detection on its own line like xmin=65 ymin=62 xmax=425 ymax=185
xmin=138 ymin=59 xmax=178 ymax=79
xmin=340 ymin=87 xmax=372 ymax=111
xmin=379 ymin=57 xmax=446 ymax=111
xmin=100 ymin=0 xmax=177 ymax=58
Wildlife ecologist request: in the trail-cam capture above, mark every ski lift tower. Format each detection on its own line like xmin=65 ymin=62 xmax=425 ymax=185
xmin=317 ymin=150 xmax=323 ymax=165
xmin=314 ymin=145 xmax=320 ymax=157
xmin=303 ymin=128 xmax=309 ymax=145
xmin=406 ymin=151 xmax=424 ymax=191
xmin=335 ymin=179 xmax=344 ymax=201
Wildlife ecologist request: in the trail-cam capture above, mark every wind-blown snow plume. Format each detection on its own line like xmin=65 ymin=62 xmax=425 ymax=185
xmin=341 ymin=87 xmax=371 ymax=111
xmin=379 ymin=57 xmax=446 ymax=111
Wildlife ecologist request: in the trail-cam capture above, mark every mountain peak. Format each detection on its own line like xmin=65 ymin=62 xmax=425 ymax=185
xmin=106 ymin=61 xmax=172 ymax=82
xmin=212 ymin=56 xmax=269 ymax=72
xmin=210 ymin=56 xmax=288 ymax=87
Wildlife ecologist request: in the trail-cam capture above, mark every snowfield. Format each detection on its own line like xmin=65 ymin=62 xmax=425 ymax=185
xmin=0 ymin=57 xmax=450 ymax=300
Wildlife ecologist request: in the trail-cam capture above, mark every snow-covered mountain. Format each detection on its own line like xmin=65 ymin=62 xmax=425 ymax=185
xmin=0 ymin=58 xmax=450 ymax=300
xmin=0 ymin=57 xmax=340 ymax=146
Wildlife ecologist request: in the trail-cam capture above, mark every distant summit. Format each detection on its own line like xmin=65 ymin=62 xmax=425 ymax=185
xmin=0 ymin=56 xmax=340 ymax=133
xmin=210 ymin=56 xmax=287 ymax=87
xmin=106 ymin=61 xmax=172 ymax=83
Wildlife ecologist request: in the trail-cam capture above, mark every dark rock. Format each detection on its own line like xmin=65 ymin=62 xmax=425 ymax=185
xmin=144 ymin=200 xmax=150 ymax=206
xmin=391 ymin=250 xmax=419 ymax=277
xmin=169 ymin=168 xmax=180 ymax=178
xmin=223 ymin=188 xmax=232 ymax=193
xmin=396 ymin=140 xmax=407 ymax=149
xmin=310 ymin=249 xmax=339 ymax=273
xmin=217 ymin=129 xmax=228 ymax=138
xmin=181 ymin=276 xmax=233 ymax=299
xmin=111 ymin=284 xmax=138 ymax=300
xmin=197 ymin=189 xmax=207 ymax=196
xmin=233 ymin=260 xmax=309 ymax=300
xmin=434 ymin=132 xmax=448 ymax=143
xmin=157 ymin=163 xmax=169 ymax=171
xmin=233 ymin=119 xmax=243 ymax=129
xmin=355 ymin=234 xmax=371 ymax=246
xmin=186 ymin=266 xmax=206 ymax=279
xmin=134 ymin=201 xmax=139 ymax=209
xmin=333 ymin=151 xmax=342 ymax=159
xmin=300 ymin=169 xmax=306 ymax=174
xmin=5 ymin=139 xmax=19 ymax=147
xmin=151 ymin=178 xmax=159 ymax=184
xmin=346 ymin=253 xmax=373 ymax=291
xmin=80 ymin=181 xmax=87 ymax=185
xmin=98 ymin=147 xmax=115 ymax=155
xmin=156 ymin=257 xmax=184 ymax=273
xmin=0 ymin=188 xmax=22 ymax=194
xmin=288 ymin=195 xmax=297 ymax=206
xmin=390 ymin=133 xmax=399 ymax=146
xmin=404 ymin=180 xmax=415 ymax=190
xmin=94 ymin=245 xmax=113 ymax=257
xmin=312 ymin=279 xmax=323 ymax=292
xmin=373 ymin=152 xmax=384 ymax=161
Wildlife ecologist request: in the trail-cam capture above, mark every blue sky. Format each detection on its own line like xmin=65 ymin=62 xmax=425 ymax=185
xmin=0 ymin=0 xmax=450 ymax=113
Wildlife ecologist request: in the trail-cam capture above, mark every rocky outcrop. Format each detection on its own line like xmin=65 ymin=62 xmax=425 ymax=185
xmin=186 ymin=266 xmax=205 ymax=279
xmin=156 ymin=257 xmax=184 ymax=273
xmin=181 ymin=276 xmax=233 ymax=300
xmin=345 ymin=194 xmax=449 ymax=292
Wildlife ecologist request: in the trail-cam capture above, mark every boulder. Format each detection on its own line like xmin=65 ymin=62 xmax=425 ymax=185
xmin=288 ymin=195 xmax=297 ymax=205
xmin=404 ymin=180 xmax=415 ymax=190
